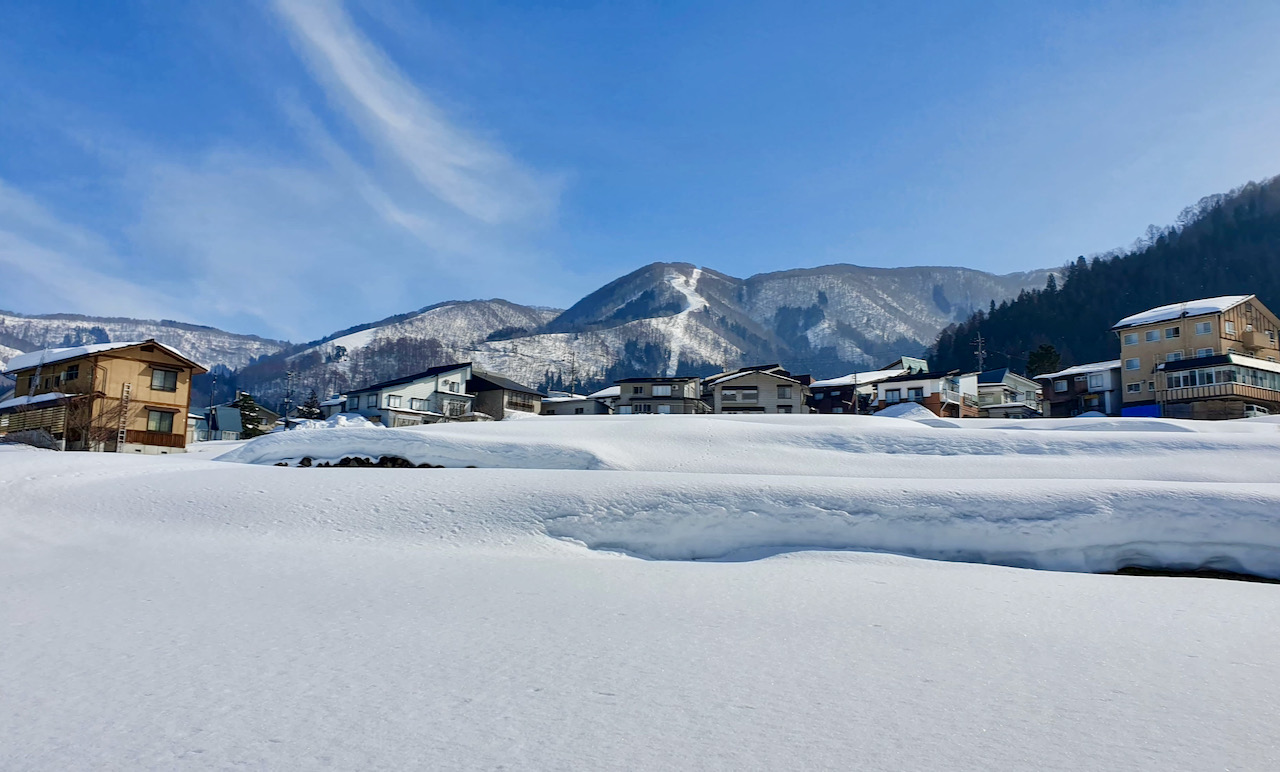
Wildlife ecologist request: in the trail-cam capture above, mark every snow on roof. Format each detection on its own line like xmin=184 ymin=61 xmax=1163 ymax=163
xmin=319 ymin=396 xmax=348 ymax=407
xmin=710 ymin=370 xmax=800 ymax=386
xmin=542 ymin=394 xmax=592 ymax=403
xmin=1112 ymin=296 xmax=1252 ymax=330
xmin=810 ymin=369 xmax=906 ymax=389
xmin=2 ymin=340 xmax=204 ymax=375
xmin=1037 ymin=360 xmax=1122 ymax=381
xmin=0 ymin=391 xmax=68 ymax=411
xmin=587 ymin=386 xmax=621 ymax=399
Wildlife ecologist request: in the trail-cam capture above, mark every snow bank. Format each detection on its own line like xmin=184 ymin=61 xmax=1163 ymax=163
xmin=210 ymin=414 xmax=1280 ymax=577
xmin=874 ymin=402 xmax=937 ymax=420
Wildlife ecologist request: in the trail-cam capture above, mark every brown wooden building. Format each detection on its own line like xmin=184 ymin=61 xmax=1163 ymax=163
xmin=1 ymin=339 xmax=208 ymax=453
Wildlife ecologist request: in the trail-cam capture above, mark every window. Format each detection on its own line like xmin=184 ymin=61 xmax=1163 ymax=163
xmin=1165 ymin=351 xmax=1182 ymax=362
xmin=150 ymin=369 xmax=178 ymax=392
xmin=632 ymin=386 xmax=644 ymax=395
xmin=657 ymin=404 xmax=671 ymax=414
xmin=26 ymin=375 xmax=36 ymax=392
xmin=1123 ymin=333 xmax=1138 ymax=346
xmin=348 ymin=397 xmax=360 ymax=411
xmin=366 ymin=394 xmax=377 ymax=408
xmin=740 ymin=389 xmax=758 ymax=402
xmin=1195 ymin=321 xmax=1212 ymax=335
xmin=1164 ymin=326 xmax=1180 ymax=339
xmin=1225 ymin=320 xmax=1236 ymax=335
xmin=1054 ymin=379 xmax=1068 ymax=393
xmin=777 ymin=405 xmax=792 ymax=414
xmin=812 ymin=392 xmax=824 ymax=400
xmin=574 ymin=407 xmax=584 ymax=415
xmin=1145 ymin=330 xmax=1160 ymax=342
xmin=410 ymin=398 xmax=424 ymax=411
xmin=146 ymin=409 xmax=175 ymax=433
xmin=777 ymin=385 xmax=792 ymax=400
xmin=618 ymin=406 xmax=633 ymax=414
xmin=508 ymin=394 xmax=536 ymax=412
xmin=1124 ymin=358 xmax=1141 ymax=371
xmin=386 ymin=395 xmax=402 ymax=408
xmin=907 ymin=387 xmax=924 ymax=401
xmin=884 ymin=388 xmax=901 ymax=403
xmin=1167 ymin=373 xmax=1193 ymax=389
xmin=64 ymin=364 xmax=80 ymax=382
xmin=652 ymin=384 xmax=672 ymax=397
xmin=832 ymin=407 xmax=844 ymax=413
xmin=1074 ymin=375 xmax=1087 ymax=382
xmin=1148 ymin=381 xmax=1156 ymax=391
xmin=444 ymin=399 xmax=467 ymax=417
xmin=722 ymin=390 xmax=737 ymax=402
xmin=1195 ymin=348 xmax=1214 ymax=358
xmin=1127 ymin=383 xmax=1142 ymax=393
xmin=1088 ymin=374 xmax=1104 ymax=390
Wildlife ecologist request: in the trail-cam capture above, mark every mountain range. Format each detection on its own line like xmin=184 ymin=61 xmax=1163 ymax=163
xmin=1 ymin=262 xmax=1054 ymax=405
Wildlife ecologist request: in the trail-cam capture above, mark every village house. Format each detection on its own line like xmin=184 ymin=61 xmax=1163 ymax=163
xmin=976 ymin=368 xmax=1043 ymax=418
xmin=189 ymin=404 xmax=245 ymax=442
xmin=1112 ymin=295 xmax=1280 ymax=419
xmin=808 ymin=357 xmax=928 ymax=415
xmin=613 ymin=376 xmax=709 ymax=414
xmin=703 ymin=364 xmax=812 ymax=414
xmin=467 ymin=370 xmax=545 ymax=420
xmin=1035 ymin=360 xmax=1123 ymax=417
xmin=318 ymin=394 xmax=348 ymax=418
xmin=345 ymin=362 xmax=475 ymax=426
xmin=540 ymin=391 xmax=613 ymax=416
xmin=0 ymin=339 xmax=208 ymax=453
xmin=869 ymin=369 xmax=980 ymax=418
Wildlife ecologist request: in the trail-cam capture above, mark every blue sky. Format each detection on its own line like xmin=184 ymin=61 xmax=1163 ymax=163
xmin=1 ymin=0 xmax=1278 ymax=342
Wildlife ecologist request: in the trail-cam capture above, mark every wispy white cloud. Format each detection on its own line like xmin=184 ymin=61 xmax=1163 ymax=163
xmin=272 ymin=0 xmax=561 ymax=225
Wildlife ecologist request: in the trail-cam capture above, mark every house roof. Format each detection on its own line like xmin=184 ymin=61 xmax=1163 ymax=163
xmin=350 ymin=362 xmax=473 ymax=393
xmin=469 ymin=370 xmax=545 ymax=397
xmin=319 ymin=395 xmax=347 ymax=407
xmin=810 ymin=369 xmax=907 ymax=389
xmin=710 ymin=370 xmax=802 ymax=387
xmin=977 ymin=368 xmax=1011 ymax=384
xmin=1037 ymin=360 xmax=1122 ymax=381
xmin=2 ymin=339 xmax=208 ymax=376
xmin=614 ymin=376 xmax=701 ymax=384
xmin=206 ymin=404 xmax=243 ymax=434
xmin=876 ymin=369 xmax=963 ymax=385
xmin=1111 ymin=295 xmax=1253 ymax=330
xmin=0 ymin=391 xmax=69 ymax=411
xmin=587 ymin=385 xmax=621 ymax=399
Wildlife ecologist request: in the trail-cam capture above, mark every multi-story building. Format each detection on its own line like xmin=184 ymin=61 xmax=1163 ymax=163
xmin=345 ymin=363 xmax=475 ymax=426
xmin=1035 ymin=361 xmax=1123 ymax=417
xmin=1112 ymin=295 xmax=1280 ymax=418
xmin=703 ymin=364 xmax=812 ymax=414
xmin=1 ymin=339 xmax=208 ymax=453
xmin=467 ymin=370 xmax=545 ymax=420
xmin=868 ymin=369 xmax=980 ymax=418
xmin=613 ymin=376 xmax=709 ymax=414
xmin=976 ymin=369 xmax=1043 ymax=418
xmin=540 ymin=392 xmax=613 ymax=416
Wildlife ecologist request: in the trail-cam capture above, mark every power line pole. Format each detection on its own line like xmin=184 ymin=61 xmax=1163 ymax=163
xmin=973 ymin=333 xmax=988 ymax=372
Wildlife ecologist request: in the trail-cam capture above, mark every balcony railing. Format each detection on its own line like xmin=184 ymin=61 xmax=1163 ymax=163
xmin=940 ymin=389 xmax=979 ymax=407
xmin=125 ymin=429 xmax=186 ymax=448
xmin=1157 ymin=382 xmax=1280 ymax=404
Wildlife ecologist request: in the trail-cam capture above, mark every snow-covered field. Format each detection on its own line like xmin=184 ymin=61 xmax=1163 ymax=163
xmin=3 ymin=414 xmax=1279 ymax=770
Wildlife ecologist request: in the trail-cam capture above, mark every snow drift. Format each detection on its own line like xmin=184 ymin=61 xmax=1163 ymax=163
xmin=214 ymin=414 xmax=1280 ymax=577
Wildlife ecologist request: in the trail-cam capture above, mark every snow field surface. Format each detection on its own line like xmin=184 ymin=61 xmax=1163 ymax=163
xmin=3 ymin=415 xmax=1280 ymax=770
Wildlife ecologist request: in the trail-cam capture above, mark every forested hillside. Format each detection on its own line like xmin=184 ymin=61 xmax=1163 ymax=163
xmin=932 ymin=176 xmax=1280 ymax=374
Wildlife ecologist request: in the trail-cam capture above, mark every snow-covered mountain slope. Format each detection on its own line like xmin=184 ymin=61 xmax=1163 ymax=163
xmin=237 ymin=261 xmax=1055 ymax=401
xmin=0 ymin=309 xmax=286 ymax=370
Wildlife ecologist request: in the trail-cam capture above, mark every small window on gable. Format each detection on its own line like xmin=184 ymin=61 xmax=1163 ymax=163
xmin=1225 ymin=320 xmax=1236 ymax=335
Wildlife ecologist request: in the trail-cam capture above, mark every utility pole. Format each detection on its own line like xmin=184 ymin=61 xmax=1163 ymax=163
xmin=568 ymin=352 xmax=577 ymax=394
xmin=973 ymin=333 xmax=988 ymax=372
xmin=283 ymin=370 xmax=296 ymax=429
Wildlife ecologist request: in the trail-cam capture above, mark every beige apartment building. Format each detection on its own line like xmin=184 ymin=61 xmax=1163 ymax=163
xmin=1 ymin=339 xmax=207 ymax=452
xmin=1112 ymin=295 xmax=1280 ymax=419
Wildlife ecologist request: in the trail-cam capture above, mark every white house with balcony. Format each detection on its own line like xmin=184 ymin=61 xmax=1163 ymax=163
xmin=976 ymin=368 xmax=1043 ymax=419
xmin=870 ymin=369 xmax=980 ymax=418
xmin=344 ymin=363 xmax=475 ymax=427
